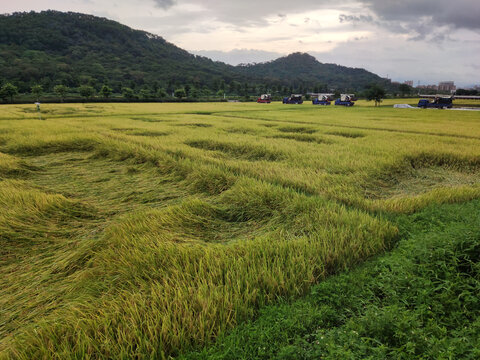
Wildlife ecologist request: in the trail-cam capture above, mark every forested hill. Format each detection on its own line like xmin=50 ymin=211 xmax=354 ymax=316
xmin=0 ymin=11 xmax=240 ymax=93
xmin=0 ymin=11 xmax=390 ymax=94
xmin=238 ymin=53 xmax=391 ymax=92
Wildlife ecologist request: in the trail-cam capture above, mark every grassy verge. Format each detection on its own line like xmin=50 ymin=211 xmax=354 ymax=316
xmin=183 ymin=200 xmax=480 ymax=359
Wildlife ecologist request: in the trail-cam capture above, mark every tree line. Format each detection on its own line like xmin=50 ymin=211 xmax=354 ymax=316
xmin=0 ymin=81 xmax=396 ymax=105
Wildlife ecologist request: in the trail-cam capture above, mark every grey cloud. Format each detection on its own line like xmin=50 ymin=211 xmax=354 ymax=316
xmin=359 ymin=0 xmax=480 ymax=30
xmin=152 ymin=0 xmax=176 ymax=10
xmin=339 ymin=14 xmax=373 ymax=23
xmin=310 ymin=34 xmax=480 ymax=87
xmin=152 ymin=0 xmax=479 ymax=32
xmin=337 ymin=1 xmax=479 ymax=43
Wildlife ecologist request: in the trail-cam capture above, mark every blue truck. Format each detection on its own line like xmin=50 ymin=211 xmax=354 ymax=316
xmin=335 ymin=94 xmax=355 ymax=107
xmin=417 ymin=97 xmax=453 ymax=109
xmin=312 ymin=94 xmax=332 ymax=105
xmin=283 ymin=94 xmax=303 ymax=104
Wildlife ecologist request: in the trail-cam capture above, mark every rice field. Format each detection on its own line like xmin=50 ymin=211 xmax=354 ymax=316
xmin=1 ymin=100 xmax=479 ymax=359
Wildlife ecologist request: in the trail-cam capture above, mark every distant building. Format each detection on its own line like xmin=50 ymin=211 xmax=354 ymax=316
xmin=438 ymin=81 xmax=456 ymax=93
xmin=417 ymin=81 xmax=457 ymax=93
xmin=404 ymin=80 xmax=414 ymax=87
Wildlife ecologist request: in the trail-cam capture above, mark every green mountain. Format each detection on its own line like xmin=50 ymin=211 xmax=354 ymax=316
xmin=238 ymin=52 xmax=391 ymax=92
xmin=0 ymin=11 xmax=242 ymax=93
xmin=0 ymin=11 xmax=390 ymax=95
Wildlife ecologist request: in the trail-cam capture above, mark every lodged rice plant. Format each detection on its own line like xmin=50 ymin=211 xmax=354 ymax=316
xmin=0 ymin=101 xmax=479 ymax=358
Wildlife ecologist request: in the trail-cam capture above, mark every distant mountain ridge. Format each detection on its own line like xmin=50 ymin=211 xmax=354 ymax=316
xmin=239 ymin=52 xmax=390 ymax=91
xmin=0 ymin=11 xmax=390 ymax=93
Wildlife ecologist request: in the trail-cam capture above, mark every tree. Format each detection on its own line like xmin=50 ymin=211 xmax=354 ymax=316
xmin=31 ymin=84 xmax=43 ymax=102
xmin=184 ymin=84 xmax=191 ymax=97
xmin=166 ymin=81 xmax=174 ymax=96
xmin=456 ymin=88 xmax=478 ymax=96
xmin=243 ymin=82 xmax=249 ymax=96
xmin=54 ymin=84 xmax=68 ymax=102
xmin=174 ymin=88 xmax=186 ymax=99
xmin=399 ymin=84 xmax=412 ymax=97
xmin=101 ymin=84 xmax=112 ymax=99
xmin=365 ymin=84 xmax=386 ymax=107
xmin=156 ymin=89 xmax=168 ymax=98
xmin=152 ymin=81 xmax=160 ymax=93
xmin=1 ymin=83 xmax=18 ymax=103
xmin=139 ymin=88 xmax=152 ymax=100
xmin=122 ymin=87 xmax=135 ymax=101
xmin=79 ymin=85 xmax=95 ymax=102
xmin=190 ymin=88 xmax=200 ymax=99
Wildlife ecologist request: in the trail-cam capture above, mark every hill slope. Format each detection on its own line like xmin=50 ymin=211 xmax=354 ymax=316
xmin=0 ymin=11 xmax=241 ymax=93
xmin=0 ymin=11 xmax=390 ymax=94
xmin=238 ymin=52 xmax=390 ymax=91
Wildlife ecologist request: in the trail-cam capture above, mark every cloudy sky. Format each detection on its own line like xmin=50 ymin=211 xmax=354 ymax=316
xmin=2 ymin=0 xmax=480 ymax=86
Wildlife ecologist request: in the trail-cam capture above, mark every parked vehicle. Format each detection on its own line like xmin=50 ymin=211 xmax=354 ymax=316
xmin=312 ymin=94 xmax=331 ymax=105
xmin=335 ymin=94 xmax=355 ymax=106
xmin=257 ymin=94 xmax=272 ymax=103
xmin=283 ymin=94 xmax=303 ymax=104
xmin=418 ymin=96 xmax=453 ymax=109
